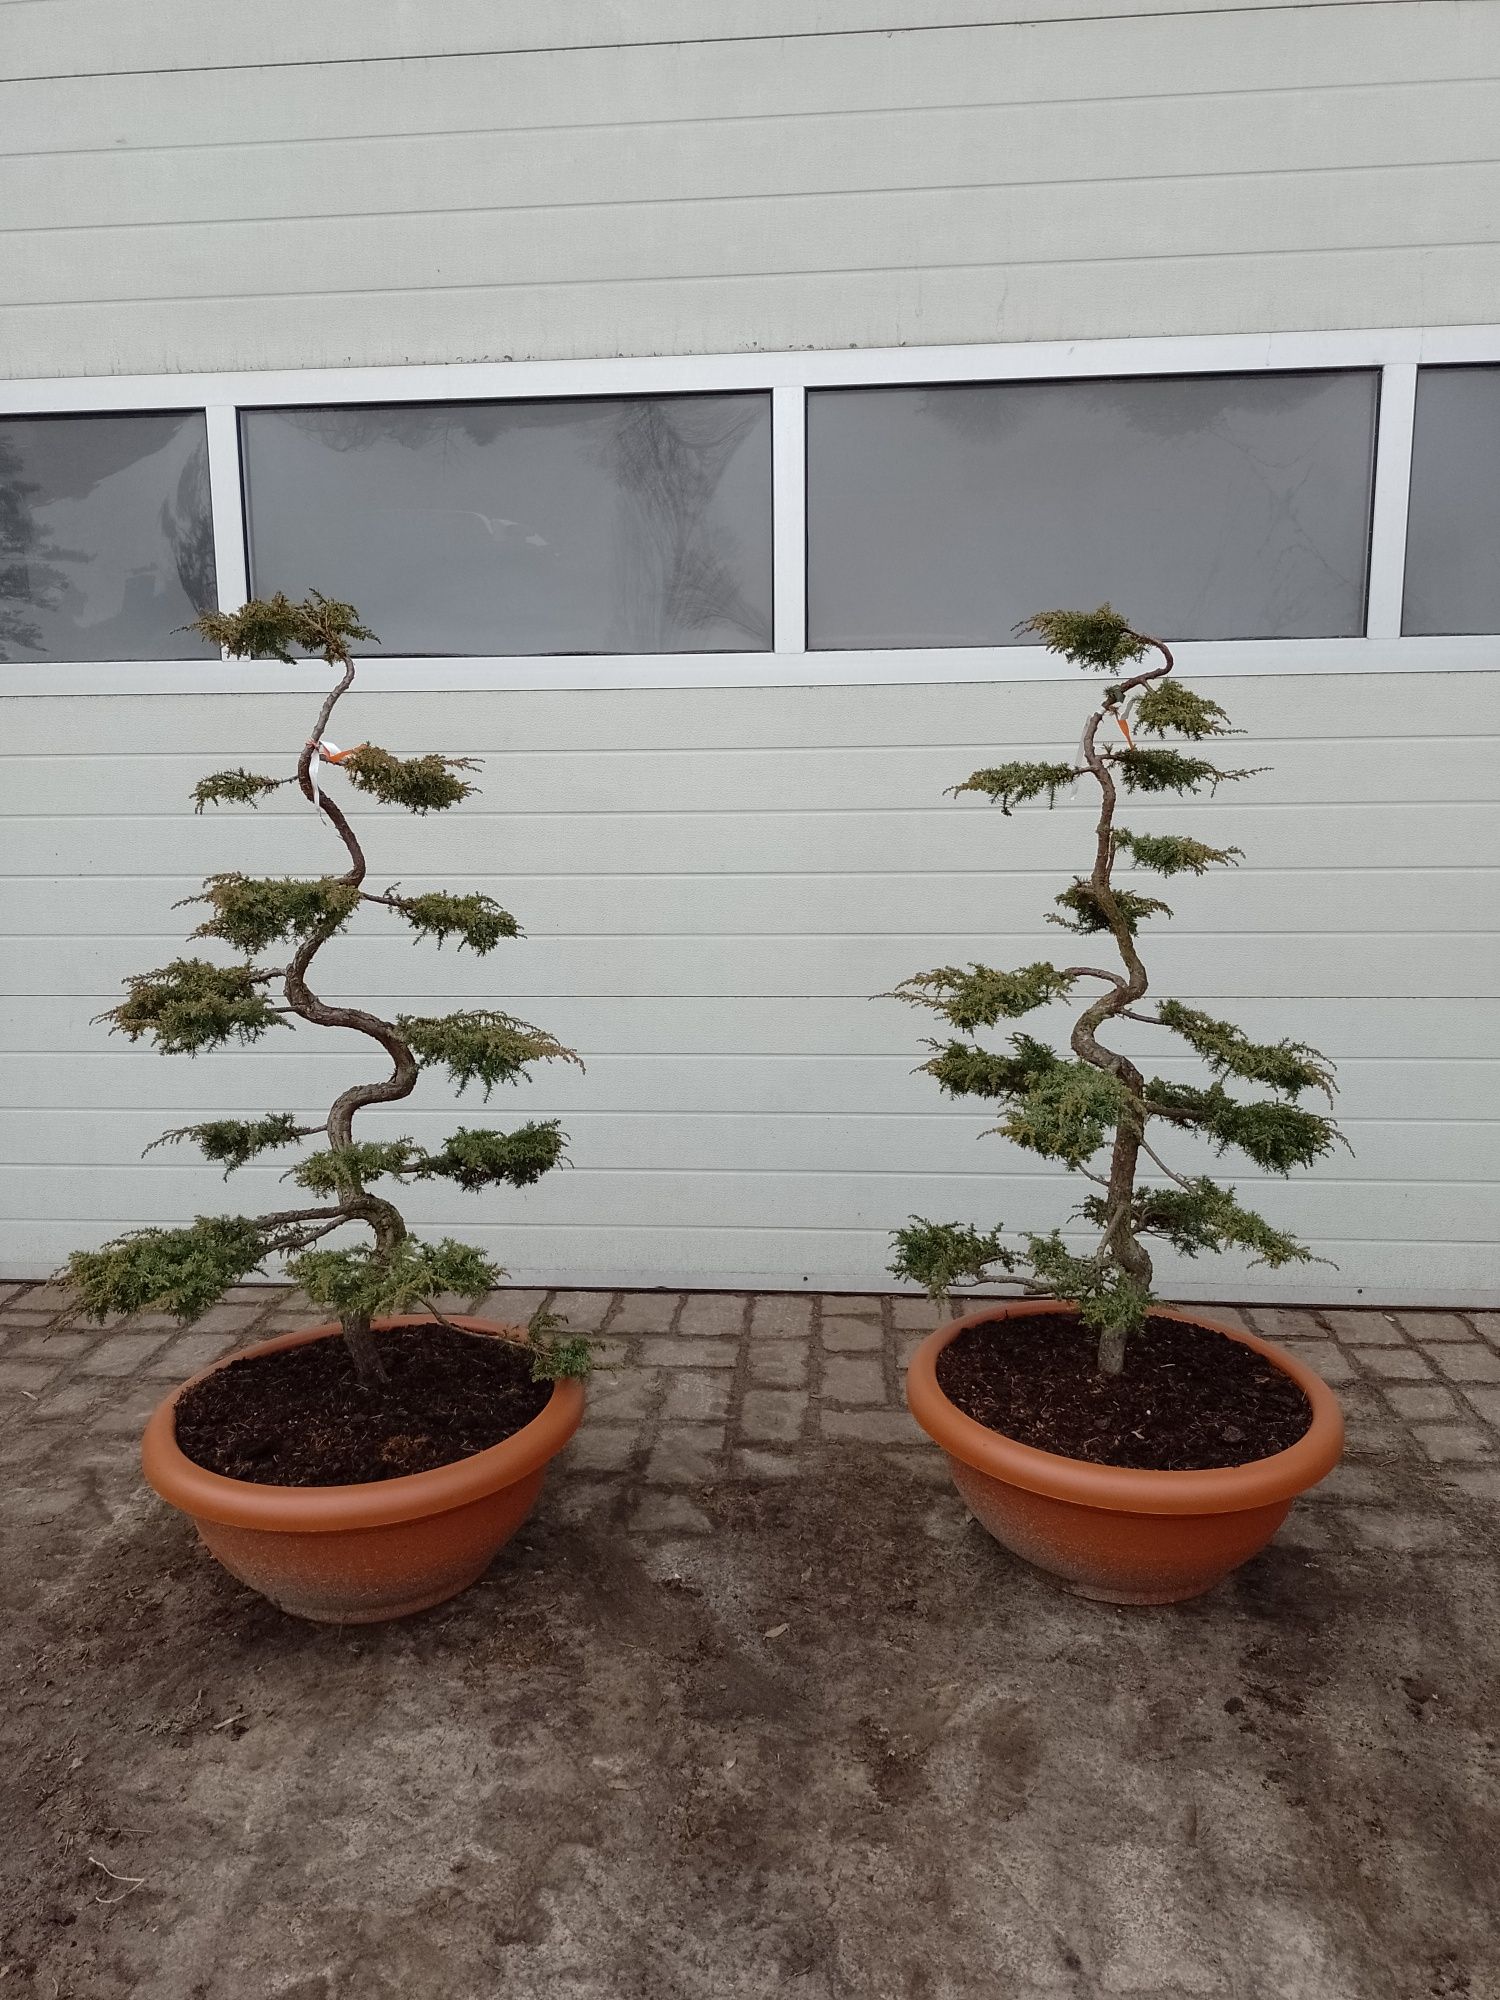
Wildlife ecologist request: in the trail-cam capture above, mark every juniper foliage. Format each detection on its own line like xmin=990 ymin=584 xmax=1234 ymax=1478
xmin=888 ymin=603 xmax=1345 ymax=1374
xmin=64 ymin=594 xmax=589 ymax=1387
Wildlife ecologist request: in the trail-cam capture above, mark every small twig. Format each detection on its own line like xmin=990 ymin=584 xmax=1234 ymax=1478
xmin=87 ymin=1854 xmax=146 ymax=1905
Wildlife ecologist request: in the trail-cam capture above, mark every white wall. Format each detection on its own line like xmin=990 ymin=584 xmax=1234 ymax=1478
xmin=1 ymin=1 xmax=1499 ymax=376
xmin=2 ymin=3 xmax=1497 ymax=1301
xmin=2 ymin=672 xmax=1495 ymax=1303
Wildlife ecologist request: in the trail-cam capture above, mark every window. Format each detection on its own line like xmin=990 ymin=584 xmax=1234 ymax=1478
xmin=240 ymin=395 xmax=774 ymax=656
xmin=805 ymin=371 xmax=1379 ymax=649
xmin=0 ymin=412 xmax=216 ymax=662
xmin=1402 ymin=366 xmax=1500 ymax=636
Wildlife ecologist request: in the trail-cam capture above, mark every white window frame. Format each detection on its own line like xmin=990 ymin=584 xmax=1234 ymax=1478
xmin=3 ymin=323 xmax=1498 ymax=697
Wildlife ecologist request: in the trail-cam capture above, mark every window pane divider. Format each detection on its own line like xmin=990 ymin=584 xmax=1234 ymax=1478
xmin=772 ymin=385 xmax=807 ymax=655
xmin=1366 ymin=363 xmax=1417 ymax=640
xmin=204 ymin=404 xmax=248 ymax=622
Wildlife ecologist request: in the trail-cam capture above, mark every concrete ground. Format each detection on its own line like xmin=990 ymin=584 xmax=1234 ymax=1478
xmin=2 ymin=1282 xmax=1497 ymax=2000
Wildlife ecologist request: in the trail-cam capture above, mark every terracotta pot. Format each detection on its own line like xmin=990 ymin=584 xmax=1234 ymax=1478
xmin=141 ymin=1314 xmax=584 ymax=1624
xmin=905 ymin=1301 xmax=1344 ymax=1604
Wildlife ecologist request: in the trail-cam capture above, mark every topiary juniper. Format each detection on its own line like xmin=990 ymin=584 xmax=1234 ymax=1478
xmin=65 ymin=592 xmax=591 ymax=1386
xmin=887 ymin=605 xmax=1347 ymax=1376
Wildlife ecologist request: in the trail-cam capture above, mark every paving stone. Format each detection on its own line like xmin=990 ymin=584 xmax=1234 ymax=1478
xmin=0 ymin=1422 xmax=59 ymax=1469
xmin=0 ymin=1283 xmax=23 ymax=1308
xmin=13 ymin=1284 xmax=75 ymax=1312
xmin=563 ymin=1427 xmax=641 ymax=1474
xmin=746 ymin=1342 xmax=808 ymax=1389
xmin=478 ymin=1288 xmax=550 ymax=1326
xmin=1273 ymin=1340 xmax=1357 ymax=1384
xmin=821 ymin=1356 xmax=887 ymax=1406
xmin=1 ymin=1483 xmax=89 ymax=1528
xmin=1413 ymin=1424 xmax=1495 ymax=1464
xmin=1192 ymin=1305 xmax=1253 ymax=1335
xmin=1398 ymin=1312 xmax=1476 ymax=1342
xmin=1461 ymin=1387 xmax=1500 ymax=1428
xmin=749 ymin=1296 xmax=813 ymax=1340
xmin=731 ymin=1449 xmax=800 ymax=1483
xmin=186 ymin=1302 xmax=266 ymax=1334
xmin=74 ymin=1333 xmax=174 ymax=1376
xmin=896 ymin=1332 xmax=930 ymax=1369
xmin=1383 ymin=1384 xmax=1464 ymax=1423
xmin=0 ymin=1311 xmax=64 ymax=1331
xmin=1324 ymin=1310 xmax=1405 ymax=1346
xmin=1248 ymin=1308 xmax=1325 ymax=1343
xmin=35 ymin=1380 xmax=108 ymax=1418
xmin=1358 ymin=1348 xmax=1433 ymax=1380
xmin=1471 ymin=1313 xmax=1500 ymax=1348
xmin=1274 ymin=1509 xmax=1337 ymax=1550
xmin=1305 ymin=1462 xmax=1393 ymax=1504
xmin=1428 ymin=1345 xmax=1500 ymax=1383
xmin=547 ymin=1477 xmax=617 ymax=1527
xmin=8 ymin=1331 xmax=93 ymax=1361
xmin=821 ymin=1408 xmax=920 ymax=1446
xmin=629 ymin=1492 xmax=712 ymax=1535
xmin=821 ymin=1318 xmax=883 ymax=1353
xmin=883 ymin=1447 xmax=951 ymax=1487
xmin=677 ymin=1295 xmax=747 ymax=1339
xmin=89 ymin=1392 xmax=168 ymax=1436
xmin=819 ymin=1296 xmax=884 ymax=1320
xmin=739 ymin=1390 xmax=808 ymax=1445
xmin=1444 ymin=1468 xmax=1500 ymax=1505
xmin=606 ymin=1293 xmax=681 ymax=1334
xmin=148 ymin=1332 xmax=242 ymax=1377
xmin=546 ymin=1291 xmax=615 ymax=1332
xmin=0 ymin=1360 xmax=63 ymax=1395
xmin=645 ymin=1425 xmax=726 ymax=1486
xmin=661 ymin=1372 xmax=733 ymax=1423
xmin=889 ymin=1295 xmax=942 ymax=1331
xmin=1335 ymin=1510 xmax=1459 ymax=1551
xmin=638 ymin=1337 xmax=736 ymax=1369
xmin=588 ymin=1368 xmax=663 ymax=1423
xmin=223 ymin=1284 xmax=281 ymax=1303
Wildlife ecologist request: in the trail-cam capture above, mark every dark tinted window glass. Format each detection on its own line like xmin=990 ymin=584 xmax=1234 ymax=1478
xmin=242 ymin=396 xmax=773 ymax=655
xmin=1403 ymin=365 xmax=1500 ymax=635
xmin=0 ymin=412 xmax=216 ymax=662
xmin=807 ymin=371 xmax=1378 ymax=647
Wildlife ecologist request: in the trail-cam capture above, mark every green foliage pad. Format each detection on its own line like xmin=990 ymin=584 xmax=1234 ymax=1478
xmin=885 ymin=602 xmax=1347 ymax=1367
xmin=64 ymin=593 xmax=591 ymax=1385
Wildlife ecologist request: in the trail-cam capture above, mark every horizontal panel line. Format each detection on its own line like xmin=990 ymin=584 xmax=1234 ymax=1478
xmin=3 ymin=1047 xmax=1491 ymax=1059
xmin=4 ymin=71 xmax=1490 ymax=163
xmin=10 ymin=236 xmax=1500 ymax=312
xmin=6 ymin=157 xmax=1492 ymax=239
xmin=3 ymin=1223 xmax=1486 ymax=1246
xmin=4 ymin=867 xmax=1493 ymax=881
xmin=8 ymin=1165 xmax=1486 ymax=1186
xmin=0 ymin=3 xmax=1418 ymax=91
xmin=7 ymin=735 xmax=1489 ymax=758
xmin=17 ymin=1108 xmax=1490 ymax=1125
xmin=14 ymin=929 xmax=1492 ymax=941
xmin=5 ymin=801 xmax=1493 ymax=819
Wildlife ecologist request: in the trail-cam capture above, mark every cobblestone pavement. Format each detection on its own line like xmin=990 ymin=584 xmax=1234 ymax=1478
xmin=4 ymin=1286 xmax=1498 ymax=2000
xmin=3 ymin=1281 xmax=1498 ymax=1550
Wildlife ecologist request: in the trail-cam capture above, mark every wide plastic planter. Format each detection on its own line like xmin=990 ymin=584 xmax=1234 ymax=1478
xmin=141 ymin=1314 xmax=584 ymax=1624
xmin=905 ymin=1300 xmax=1344 ymax=1604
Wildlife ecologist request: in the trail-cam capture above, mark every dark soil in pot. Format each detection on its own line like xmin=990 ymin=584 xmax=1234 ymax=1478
xmin=175 ymin=1322 xmax=550 ymax=1486
xmin=935 ymin=1312 xmax=1312 ymax=1472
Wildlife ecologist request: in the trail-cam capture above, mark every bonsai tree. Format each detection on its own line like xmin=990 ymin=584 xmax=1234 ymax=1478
xmin=888 ymin=606 xmax=1346 ymax=1376
xmin=65 ymin=593 xmax=590 ymax=1386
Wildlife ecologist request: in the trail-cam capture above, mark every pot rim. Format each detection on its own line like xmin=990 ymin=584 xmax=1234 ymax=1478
xmin=141 ymin=1313 xmax=585 ymax=1533
xmin=905 ymin=1299 xmax=1344 ymax=1515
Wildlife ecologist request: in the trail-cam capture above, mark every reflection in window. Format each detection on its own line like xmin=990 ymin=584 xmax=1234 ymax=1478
xmin=0 ymin=413 xmax=217 ymax=662
xmin=241 ymin=395 xmax=773 ymax=655
xmin=1403 ymin=366 xmax=1500 ymax=635
xmin=806 ymin=372 xmax=1379 ymax=648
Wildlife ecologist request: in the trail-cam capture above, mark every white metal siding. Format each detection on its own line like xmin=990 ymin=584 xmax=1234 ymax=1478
xmin=3 ymin=671 xmax=1496 ymax=1302
xmin=2 ymin=3 xmax=1499 ymax=377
